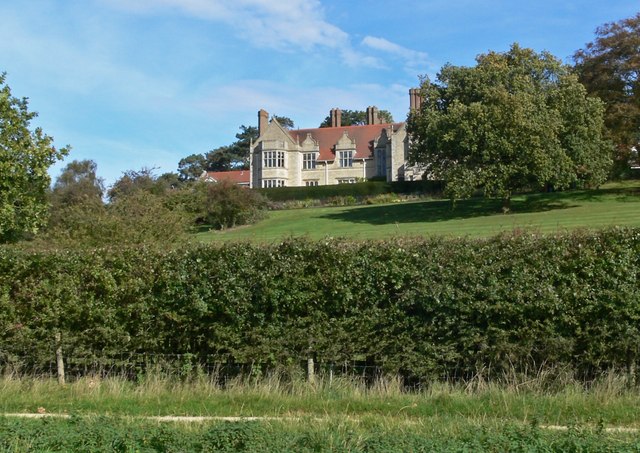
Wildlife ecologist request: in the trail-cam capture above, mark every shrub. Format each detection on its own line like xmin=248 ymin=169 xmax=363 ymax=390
xmin=256 ymin=180 xmax=443 ymax=202
xmin=325 ymin=195 xmax=357 ymax=206
xmin=36 ymin=191 xmax=191 ymax=249
xmin=197 ymin=181 xmax=267 ymax=230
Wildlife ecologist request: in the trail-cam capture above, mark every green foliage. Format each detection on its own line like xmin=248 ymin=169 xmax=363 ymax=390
xmin=1 ymin=229 xmax=639 ymax=381
xmin=0 ymin=416 xmax=638 ymax=452
xmin=319 ymin=109 xmax=394 ymax=127
xmin=203 ymin=422 xmax=267 ymax=452
xmin=179 ymin=121 xmax=277 ymax=176
xmin=408 ymin=44 xmax=613 ymax=210
xmin=573 ymin=13 xmax=640 ymax=166
xmin=50 ymin=159 xmax=104 ymax=207
xmin=256 ymin=180 xmax=442 ymax=202
xmin=204 ymin=124 xmax=262 ymax=172
xmin=198 ymin=180 xmax=267 ymax=229
xmin=107 ymin=167 xmax=167 ymax=201
xmin=272 ymin=115 xmax=294 ymax=129
xmin=40 ymin=166 xmax=191 ymax=249
xmin=177 ymin=153 xmax=206 ymax=181
xmin=0 ymin=73 xmax=69 ymax=242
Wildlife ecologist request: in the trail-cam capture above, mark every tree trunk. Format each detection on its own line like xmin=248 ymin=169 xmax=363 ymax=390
xmin=502 ymin=197 xmax=511 ymax=214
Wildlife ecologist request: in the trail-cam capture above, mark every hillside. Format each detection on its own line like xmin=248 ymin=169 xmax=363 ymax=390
xmin=197 ymin=181 xmax=640 ymax=242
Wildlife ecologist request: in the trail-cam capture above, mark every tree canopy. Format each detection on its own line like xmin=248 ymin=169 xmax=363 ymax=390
xmin=43 ymin=165 xmax=191 ymax=248
xmin=0 ymin=73 xmax=68 ymax=242
xmin=272 ymin=115 xmax=294 ymax=129
xmin=177 ymin=153 xmax=206 ymax=181
xmin=51 ymin=159 xmax=104 ymax=207
xmin=407 ymin=44 xmax=613 ymax=211
xmin=319 ymin=109 xmax=393 ymax=128
xmin=573 ymin=13 xmax=640 ymax=172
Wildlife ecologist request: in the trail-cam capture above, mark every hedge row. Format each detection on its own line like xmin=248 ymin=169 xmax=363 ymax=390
xmin=1 ymin=229 xmax=639 ymax=380
xmin=255 ymin=179 xmax=443 ymax=201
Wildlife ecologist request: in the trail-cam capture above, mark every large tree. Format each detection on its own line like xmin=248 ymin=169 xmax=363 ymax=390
xmin=204 ymin=145 xmax=241 ymax=172
xmin=408 ymin=44 xmax=613 ymax=211
xmin=51 ymin=159 xmax=104 ymax=207
xmin=319 ymin=109 xmax=393 ymax=128
xmin=177 ymin=153 xmax=206 ymax=181
xmin=0 ymin=73 xmax=68 ymax=241
xmin=573 ymin=13 xmax=640 ymax=172
xmin=107 ymin=167 xmax=164 ymax=201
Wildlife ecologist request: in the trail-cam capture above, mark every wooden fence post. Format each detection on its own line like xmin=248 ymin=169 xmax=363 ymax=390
xmin=55 ymin=332 xmax=65 ymax=385
xmin=307 ymin=358 xmax=315 ymax=385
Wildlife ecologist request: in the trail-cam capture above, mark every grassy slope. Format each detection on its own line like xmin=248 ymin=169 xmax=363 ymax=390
xmin=197 ymin=181 xmax=640 ymax=243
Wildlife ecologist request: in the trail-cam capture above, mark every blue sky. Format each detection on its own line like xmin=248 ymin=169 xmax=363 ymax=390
xmin=1 ymin=1 xmax=637 ymax=186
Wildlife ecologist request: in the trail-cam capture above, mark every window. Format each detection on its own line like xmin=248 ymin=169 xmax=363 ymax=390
xmin=337 ymin=178 xmax=357 ymax=184
xmin=263 ymin=151 xmax=285 ymax=168
xmin=339 ymin=150 xmax=353 ymax=167
xmin=303 ymin=153 xmax=317 ymax=170
xmin=305 ymin=180 xmax=319 ymax=187
xmin=262 ymin=179 xmax=286 ymax=188
xmin=376 ymin=148 xmax=386 ymax=177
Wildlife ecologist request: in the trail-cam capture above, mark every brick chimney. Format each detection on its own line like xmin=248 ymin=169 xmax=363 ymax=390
xmin=409 ymin=88 xmax=422 ymax=111
xmin=258 ymin=109 xmax=269 ymax=136
xmin=330 ymin=108 xmax=342 ymax=127
xmin=366 ymin=106 xmax=379 ymax=125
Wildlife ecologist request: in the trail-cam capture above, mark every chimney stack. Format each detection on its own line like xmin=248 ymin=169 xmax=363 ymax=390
xmin=330 ymin=108 xmax=342 ymax=127
xmin=258 ymin=109 xmax=269 ymax=136
xmin=366 ymin=106 xmax=379 ymax=125
xmin=409 ymin=89 xmax=422 ymax=111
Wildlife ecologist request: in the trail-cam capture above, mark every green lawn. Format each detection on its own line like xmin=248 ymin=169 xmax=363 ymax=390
xmin=197 ymin=181 xmax=640 ymax=242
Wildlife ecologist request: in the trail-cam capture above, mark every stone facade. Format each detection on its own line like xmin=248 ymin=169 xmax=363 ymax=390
xmin=250 ymin=104 xmax=422 ymax=189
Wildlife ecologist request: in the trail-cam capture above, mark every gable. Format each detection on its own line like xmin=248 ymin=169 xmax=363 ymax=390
xmin=254 ymin=119 xmax=298 ymax=150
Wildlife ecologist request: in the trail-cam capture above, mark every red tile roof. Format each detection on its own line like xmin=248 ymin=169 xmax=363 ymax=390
xmin=204 ymin=170 xmax=250 ymax=184
xmin=288 ymin=123 xmax=404 ymax=161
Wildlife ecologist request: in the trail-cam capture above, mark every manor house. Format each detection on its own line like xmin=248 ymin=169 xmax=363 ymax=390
xmin=249 ymin=90 xmax=424 ymax=188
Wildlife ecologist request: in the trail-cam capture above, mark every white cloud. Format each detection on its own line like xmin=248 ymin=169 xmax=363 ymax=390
xmin=361 ymin=35 xmax=432 ymax=75
xmin=192 ymin=79 xmax=413 ymax=127
xmin=362 ymin=36 xmax=426 ymax=61
xmin=103 ymin=0 xmax=379 ymax=67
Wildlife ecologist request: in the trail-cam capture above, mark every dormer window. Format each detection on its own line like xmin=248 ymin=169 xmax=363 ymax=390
xmin=339 ymin=150 xmax=353 ymax=167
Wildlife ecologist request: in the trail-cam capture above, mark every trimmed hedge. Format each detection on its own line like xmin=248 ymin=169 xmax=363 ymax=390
xmin=1 ymin=229 xmax=639 ymax=380
xmin=255 ymin=179 xmax=443 ymax=201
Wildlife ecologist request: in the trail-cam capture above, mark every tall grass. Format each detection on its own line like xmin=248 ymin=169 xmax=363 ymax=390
xmin=0 ymin=368 xmax=638 ymax=427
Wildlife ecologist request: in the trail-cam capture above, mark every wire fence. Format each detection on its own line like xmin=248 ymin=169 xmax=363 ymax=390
xmin=0 ymin=353 xmax=385 ymax=384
